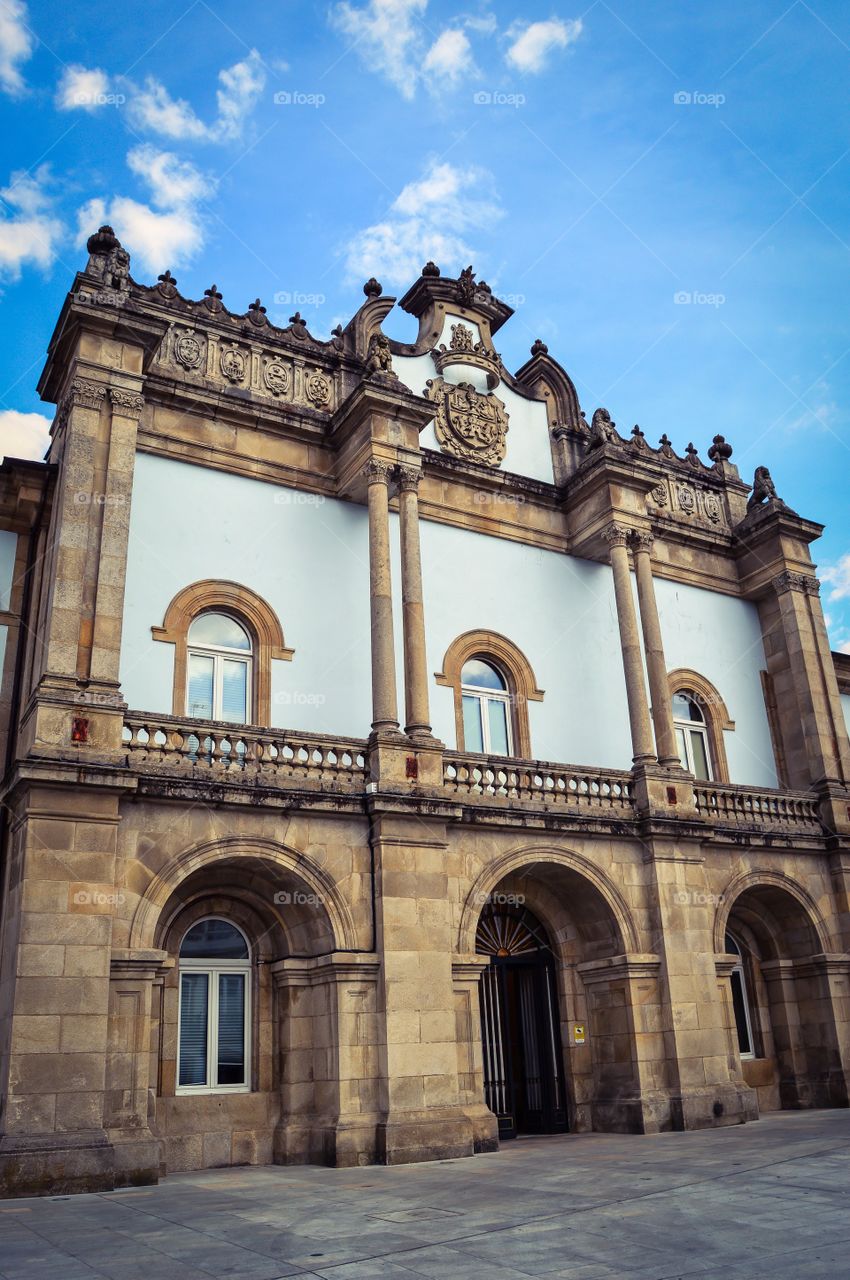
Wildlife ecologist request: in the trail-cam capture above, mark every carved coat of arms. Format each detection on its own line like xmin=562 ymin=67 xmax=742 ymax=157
xmin=426 ymin=377 xmax=509 ymax=467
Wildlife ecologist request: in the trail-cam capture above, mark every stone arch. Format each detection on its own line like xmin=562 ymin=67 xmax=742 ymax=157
xmin=458 ymin=845 xmax=639 ymax=956
xmin=129 ymin=835 xmax=357 ymax=954
xmin=151 ymin=579 xmax=294 ymax=724
xmin=713 ymin=870 xmax=832 ymax=958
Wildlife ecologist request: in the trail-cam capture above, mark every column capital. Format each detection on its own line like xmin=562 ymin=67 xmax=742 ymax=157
xmin=630 ymin=529 xmax=655 ymax=554
xmin=773 ymin=570 xmax=820 ymax=597
xmin=109 ymin=387 xmax=144 ymax=417
xmin=363 ymin=457 xmax=394 ymax=486
xmin=395 ymin=464 xmax=421 ymax=493
xmin=64 ymin=377 xmax=107 ymax=411
xmin=602 ymin=522 xmax=631 ymax=549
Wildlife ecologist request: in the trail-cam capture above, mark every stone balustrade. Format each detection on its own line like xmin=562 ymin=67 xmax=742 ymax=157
xmin=693 ymin=781 xmax=822 ymax=831
xmin=442 ymin=752 xmax=635 ymax=809
xmin=122 ymin=711 xmax=368 ymax=791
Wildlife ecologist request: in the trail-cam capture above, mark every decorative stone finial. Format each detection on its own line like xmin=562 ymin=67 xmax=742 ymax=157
xmin=456 ymin=265 xmax=476 ymax=305
xmin=247 ymin=298 xmax=267 ymax=326
xmin=331 ymin=323 xmax=344 ymax=351
xmin=363 ymin=277 xmax=383 ymax=298
xmin=86 ymin=224 xmax=120 ymax=256
xmin=685 ymin=442 xmax=700 ymax=466
xmin=659 ymin=433 xmax=675 ymax=458
xmin=156 ymin=269 xmax=178 ymax=299
xmin=203 ymin=284 xmax=224 ymax=313
xmin=708 ymin=433 xmax=733 ymax=462
xmin=631 ymin=424 xmax=646 ymax=449
xmin=530 ymin=338 xmax=548 ymax=357
xmin=421 ymin=261 xmax=440 ymax=277
xmin=288 ymin=311 xmax=308 ymax=339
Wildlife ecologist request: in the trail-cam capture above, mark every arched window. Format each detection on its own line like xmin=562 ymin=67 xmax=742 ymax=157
xmin=672 ymin=691 xmax=712 ymax=780
xmin=435 ymin=630 xmax=544 ymax=759
xmin=177 ymin=918 xmax=251 ymax=1093
xmin=725 ymin=931 xmax=755 ymax=1059
xmin=152 ymin=580 xmax=293 ymax=726
xmin=462 ymin=658 xmax=514 ymax=755
xmin=187 ymin=612 xmax=253 ymax=723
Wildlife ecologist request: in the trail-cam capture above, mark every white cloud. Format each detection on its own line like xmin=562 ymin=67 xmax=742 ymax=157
xmin=128 ymin=49 xmax=266 ymax=142
xmin=77 ymin=147 xmax=214 ymax=277
xmin=0 ymin=166 xmax=63 ymax=279
xmin=822 ymin=554 xmax=850 ymax=604
xmin=343 ymin=157 xmax=501 ymax=287
xmin=0 ymin=0 xmax=33 ymax=97
xmin=784 ymin=381 xmax=839 ymax=434
xmin=506 ymin=18 xmax=582 ymax=73
xmin=423 ymin=29 xmax=473 ymax=84
xmin=129 ymin=78 xmax=209 ymax=140
xmin=215 ymin=49 xmax=266 ymax=140
xmin=331 ymin=0 xmax=426 ymax=100
xmin=56 ymin=64 xmax=111 ymax=110
xmin=0 ymin=408 xmax=51 ymax=462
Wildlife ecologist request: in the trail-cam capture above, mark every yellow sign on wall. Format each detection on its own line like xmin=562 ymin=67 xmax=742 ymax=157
xmin=572 ymin=1023 xmax=586 ymax=1045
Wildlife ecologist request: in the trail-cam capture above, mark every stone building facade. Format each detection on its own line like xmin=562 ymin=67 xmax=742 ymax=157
xmin=0 ymin=230 xmax=849 ymax=1195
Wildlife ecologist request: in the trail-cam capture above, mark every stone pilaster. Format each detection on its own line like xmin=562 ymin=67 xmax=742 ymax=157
xmin=451 ymin=955 xmax=499 ymax=1152
xmin=603 ymin=524 xmax=656 ymax=766
xmin=631 ymin=530 xmax=680 ymax=767
xmin=371 ymin=805 xmax=477 ymax=1164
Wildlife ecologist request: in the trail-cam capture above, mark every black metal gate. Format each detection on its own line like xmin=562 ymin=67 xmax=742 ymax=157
xmin=476 ymin=903 xmax=568 ymax=1138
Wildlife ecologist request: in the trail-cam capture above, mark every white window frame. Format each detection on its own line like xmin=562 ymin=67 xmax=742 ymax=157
xmin=186 ymin=615 xmax=253 ymax=723
xmin=461 ymin=661 xmax=515 ymax=756
xmin=672 ymin=692 xmax=713 ymax=781
xmin=726 ymin=931 xmax=756 ymax=1060
xmin=176 ymin=918 xmax=252 ymax=1095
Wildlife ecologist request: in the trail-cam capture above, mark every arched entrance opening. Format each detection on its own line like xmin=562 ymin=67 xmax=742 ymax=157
xmin=467 ymin=855 xmax=644 ymax=1137
xmin=476 ymin=902 xmax=567 ymax=1138
xmin=720 ymin=880 xmax=848 ymax=1111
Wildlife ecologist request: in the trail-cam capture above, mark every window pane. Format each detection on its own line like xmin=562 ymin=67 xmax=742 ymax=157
xmin=189 ymin=612 xmax=251 ymax=650
xmin=221 ymin=659 xmax=249 ymax=723
xmin=181 ymin=919 xmax=249 ymax=960
xmin=187 ymin=653 xmax=214 ymax=719
xmin=689 ymin=729 xmax=711 ymax=780
xmin=179 ymin=972 xmax=209 ymax=1086
xmin=675 ymin=727 xmax=689 ymax=771
xmin=730 ymin=970 xmax=752 ymax=1055
xmin=672 ymin=691 xmax=704 ymax=723
xmin=487 ymin=698 xmax=510 ymax=756
xmin=462 ymin=695 xmax=484 ymax=752
xmin=217 ymin=973 xmax=246 ymax=1085
xmin=461 ymin=659 xmax=506 ymax=691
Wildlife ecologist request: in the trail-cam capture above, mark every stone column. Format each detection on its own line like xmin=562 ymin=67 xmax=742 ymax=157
xmin=604 ymin=524 xmax=656 ymax=766
xmin=396 ymin=465 xmax=432 ymax=739
xmin=631 ymin=530 xmax=680 ymax=767
xmin=364 ymin=459 xmax=399 ymax=735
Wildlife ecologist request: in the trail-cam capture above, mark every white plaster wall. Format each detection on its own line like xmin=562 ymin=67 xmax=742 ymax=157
xmin=841 ymin=692 xmax=850 ymax=742
xmin=392 ymin=310 xmax=555 ymax=485
xmin=654 ymin=577 xmax=778 ymax=787
xmin=0 ymin=530 xmax=16 ymax=612
xmin=121 ymin=453 xmax=372 ymax=735
xmin=415 ymin=520 xmax=633 ymax=769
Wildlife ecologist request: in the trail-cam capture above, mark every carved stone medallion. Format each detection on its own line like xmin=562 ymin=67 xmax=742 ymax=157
xmin=704 ymin=492 xmax=721 ymax=524
xmin=220 ymin=344 xmax=246 ymax=384
xmin=305 ymin=371 xmax=331 ymax=407
xmin=426 ymin=377 xmax=509 ymax=467
xmin=677 ymin=484 xmax=696 ymax=515
xmin=174 ymin=330 xmax=203 ymax=371
xmin=263 ymin=360 xmax=291 ymax=397
xmin=650 ymin=483 xmax=668 ymax=507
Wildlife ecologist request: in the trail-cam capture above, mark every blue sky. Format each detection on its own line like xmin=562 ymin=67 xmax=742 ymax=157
xmin=1 ymin=0 xmax=849 ymax=649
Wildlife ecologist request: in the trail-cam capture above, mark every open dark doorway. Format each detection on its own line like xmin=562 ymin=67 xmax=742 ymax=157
xmin=476 ymin=902 xmax=569 ymax=1139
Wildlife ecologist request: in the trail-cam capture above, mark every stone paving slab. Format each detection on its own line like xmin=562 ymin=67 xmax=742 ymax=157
xmin=1 ymin=1111 xmax=850 ymax=1280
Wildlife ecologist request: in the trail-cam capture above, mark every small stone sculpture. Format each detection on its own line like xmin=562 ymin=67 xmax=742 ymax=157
xmin=747 ymin=466 xmax=779 ymax=510
xmin=587 ymin=407 xmax=615 ymax=449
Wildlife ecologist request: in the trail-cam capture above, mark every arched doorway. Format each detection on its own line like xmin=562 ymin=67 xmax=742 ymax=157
xmin=476 ymin=901 xmax=568 ymax=1138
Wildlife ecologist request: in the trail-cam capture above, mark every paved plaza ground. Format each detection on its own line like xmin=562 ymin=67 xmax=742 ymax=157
xmin=1 ymin=1111 xmax=848 ymax=1280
